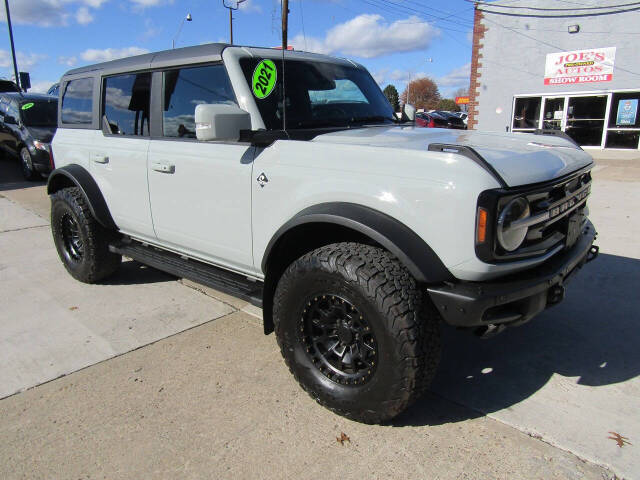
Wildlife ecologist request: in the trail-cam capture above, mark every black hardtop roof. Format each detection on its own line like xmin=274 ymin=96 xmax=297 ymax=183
xmin=61 ymin=43 xmax=356 ymax=80
xmin=0 ymin=92 xmax=57 ymax=102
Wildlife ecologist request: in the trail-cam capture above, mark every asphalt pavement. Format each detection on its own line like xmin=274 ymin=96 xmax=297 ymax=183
xmin=1 ymin=153 xmax=636 ymax=479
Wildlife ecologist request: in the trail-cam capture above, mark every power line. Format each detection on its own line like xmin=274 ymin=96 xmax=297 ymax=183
xmin=475 ymin=2 xmax=640 ymax=18
xmin=360 ymin=0 xmax=475 ymax=29
xmin=472 ymin=0 xmax=640 ymax=10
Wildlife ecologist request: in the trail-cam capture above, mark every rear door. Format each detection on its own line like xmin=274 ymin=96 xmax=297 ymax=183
xmin=147 ymin=63 xmax=255 ymax=274
xmin=90 ymin=72 xmax=155 ymax=239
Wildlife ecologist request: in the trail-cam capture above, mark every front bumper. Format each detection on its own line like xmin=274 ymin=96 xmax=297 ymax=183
xmin=31 ymin=148 xmax=53 ymax=174
xmin=427 ymin=220 xmax=597 ymax=329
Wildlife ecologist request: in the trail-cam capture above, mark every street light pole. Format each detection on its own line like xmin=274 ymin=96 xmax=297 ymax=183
xmin=172 ymin=13 xmax=192 ymax=49
xmin=3 ymin=0 xmax=20 ymax=90
xmin=222 ymin=0 xmax=246 ymax=44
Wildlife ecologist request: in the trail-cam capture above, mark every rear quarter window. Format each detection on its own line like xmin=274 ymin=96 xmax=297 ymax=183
xmin=61 ymin=77 xmax=94 ymax=125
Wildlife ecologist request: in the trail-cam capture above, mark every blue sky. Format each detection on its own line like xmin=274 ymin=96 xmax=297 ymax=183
xmin=0 ymin=0 xmax=474 ymax=97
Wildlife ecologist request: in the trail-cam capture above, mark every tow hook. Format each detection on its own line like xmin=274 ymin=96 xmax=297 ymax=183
xmin=547 ymin=284 xmax=565 ymax=305
xmin=586 ymin=245 xmax=600 ymax=263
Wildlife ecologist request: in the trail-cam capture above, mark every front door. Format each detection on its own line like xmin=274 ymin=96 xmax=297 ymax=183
xmin=147 ymin=63 xmax=255 ymax=274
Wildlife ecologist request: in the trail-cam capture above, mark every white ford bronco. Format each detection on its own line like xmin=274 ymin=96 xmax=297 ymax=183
xmin=49 ymin=44 xmax=598 ymax=423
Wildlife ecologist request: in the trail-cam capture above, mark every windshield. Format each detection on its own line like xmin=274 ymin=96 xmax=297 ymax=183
xmin=240 ymin=57 xmax=395 ymax=130
xmin=20 ymin=100 xmax=58 ymax=127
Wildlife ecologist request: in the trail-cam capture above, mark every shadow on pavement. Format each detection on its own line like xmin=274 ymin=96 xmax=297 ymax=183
xmin=0 ymin=157 xmax=46 ymax=192
xmin=101 ymin=260 xmax=177 ymax=286
xmin=395 ymin=252 xmax=640 ymax=426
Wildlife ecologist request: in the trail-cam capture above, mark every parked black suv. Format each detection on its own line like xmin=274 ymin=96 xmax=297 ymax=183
xmin=0 ymin=92 xmax=57 ymax=180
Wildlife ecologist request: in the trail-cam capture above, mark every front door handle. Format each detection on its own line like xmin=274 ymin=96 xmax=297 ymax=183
xmin=91 ymin=154 xmax=109 ymax=164
xmin=151 ymin=162 xmax=175 ymax=174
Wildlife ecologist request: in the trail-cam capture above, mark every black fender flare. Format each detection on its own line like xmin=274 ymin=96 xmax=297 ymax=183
xmin=262 ymin=202 xmax=453 ymax=284
xmin=47 ymin=164 xmax=117 ymax=230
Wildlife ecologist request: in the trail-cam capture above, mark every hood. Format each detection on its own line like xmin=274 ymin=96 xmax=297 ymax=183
xmin=26 ymin=126 xmax=56 ymax=143
xmin=311 ymin=126 xmax=594 ymax=187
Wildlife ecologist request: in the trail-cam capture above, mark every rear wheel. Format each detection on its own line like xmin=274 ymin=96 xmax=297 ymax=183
xmin=20 ymin=147 xmax=38 ymax=181
xmin=51 ymin=187 xmax=121 ymax=283
xmin=273 ymin=242 xmax=441 ymax=424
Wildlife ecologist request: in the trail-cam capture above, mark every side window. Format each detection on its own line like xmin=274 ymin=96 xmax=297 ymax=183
xmin=163 ymin=64 xmax=236 ymax=138
xmin=61 ymin=77 xmax=94 ymax=125
xmin=103 ymin=72 xmax=151 ymax=136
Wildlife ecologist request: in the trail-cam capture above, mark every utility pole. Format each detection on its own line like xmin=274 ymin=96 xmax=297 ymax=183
xmin=281 ymin=0 xmax=289 ymax=51
xmin=222 ymin=0 xmax=246 ymax=44
xmin=3 ymin=0 xmax=20 ymax=90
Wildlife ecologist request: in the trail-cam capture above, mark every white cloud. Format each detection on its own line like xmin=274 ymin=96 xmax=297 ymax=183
xmin=80 ymin=47 xmax=150 ymax=63
xmin=129 ymin=0 xmax=170 ymax=7
xmin=82 ymin=0 xmax=107 ymax=7
xmin=0 ymin=0 xmax=107 ymax=27
xmin=140 ymin=19 xmax=161 ymax=41
xmin=436 ymin=62 xmax=471 ymax=94
xmin=0 ymin=0 xmax=69 ymax=26
xmin=238 ymin=0 xmax=262 ymax=14
xmin=58 ymin=55 xmax=78 ymax=66
xmin=290 ymin=14 xmax=439 ymax=58
xmin=0 ymin=50 xmax=47 ymax=70
xmin=29 ymin=80 xmax=58 ymax=94
xmin=76 ymin=6 xmax=94 ymax=25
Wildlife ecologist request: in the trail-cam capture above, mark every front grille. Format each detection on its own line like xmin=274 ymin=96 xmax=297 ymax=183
xmin=495 ymin=170 xmax=592 ymax=260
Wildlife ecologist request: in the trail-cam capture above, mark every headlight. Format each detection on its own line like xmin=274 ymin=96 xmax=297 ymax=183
xmin=33 ymin=140 xmax=50 ymax=151
xmin=497 ymin=197 xmax=530 ymax=251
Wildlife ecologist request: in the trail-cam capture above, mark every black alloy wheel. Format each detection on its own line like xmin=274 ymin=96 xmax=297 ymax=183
xmin=50 ymin=187 xmax=121 ymax=283
xmin=60 ymin=212 xmax=84 ymax=263
xmin=301 ymin=294 xmax=378 ymax=385
xmin=273 ymin=242 xmax=441 ymax=424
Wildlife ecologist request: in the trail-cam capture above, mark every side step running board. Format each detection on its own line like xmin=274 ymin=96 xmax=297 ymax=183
xmin=109 ymin=240 xmax=263 ymax=308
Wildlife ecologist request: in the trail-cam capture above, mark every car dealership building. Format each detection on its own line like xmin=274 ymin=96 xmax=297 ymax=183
xmin=468 ymin=0 xmax=640 ymax=150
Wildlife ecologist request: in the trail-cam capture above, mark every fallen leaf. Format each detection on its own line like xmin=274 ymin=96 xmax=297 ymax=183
xmin=608 ymin=432 xmax=631 ymax=448
xmin=336 ymin=432 xmax=350 ymax=445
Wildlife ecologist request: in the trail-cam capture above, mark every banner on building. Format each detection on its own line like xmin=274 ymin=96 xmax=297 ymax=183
xmin=616 ymin=99 xmax=638 ymax=126
xmin=455 ymin=96 xmax=470 ymax=105
xmin=544 ymin=47 xmax=616 ymax=85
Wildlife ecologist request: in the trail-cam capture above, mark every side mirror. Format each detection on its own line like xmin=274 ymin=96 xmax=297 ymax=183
xmin=195 ymin=104 xmax=251 ymax=142
xmin=402 ymin=103 xmax=416 ymax=122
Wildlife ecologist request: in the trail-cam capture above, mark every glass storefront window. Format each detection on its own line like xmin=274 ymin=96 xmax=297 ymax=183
xmin=511 ymin=92 xmax=640 ymax=149
xmin=565 ymin=95 xmax=607 ymax=147
xmin=605 ymin=130 xmax=640 ymax=148
xmin=608 ymin=92 xmax=640 ymax=128
xmin=512 ymin=97 xmax=540 ymax=130
xmin=605 ymin=92 xmax=640 ymax=149
xmin=542 ymin=97 xmax=564 ymax=130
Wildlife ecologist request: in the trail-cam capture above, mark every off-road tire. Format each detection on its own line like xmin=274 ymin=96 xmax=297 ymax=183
xmin=51 ymin=187 xmax=121 ymax=283
xmin=273 ymin=242 xmax=441 ymax=424
xmin=20 ymin=147 xmax=39 ymax=181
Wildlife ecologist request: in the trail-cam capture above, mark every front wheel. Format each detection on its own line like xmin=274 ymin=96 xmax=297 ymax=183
xmin=273 ymin=242 xmax=441 ymax=424
xmin=51 ymin=187 xmax=121 ymax=283
xmin=20 ymin=147 xmax=39 ymax=181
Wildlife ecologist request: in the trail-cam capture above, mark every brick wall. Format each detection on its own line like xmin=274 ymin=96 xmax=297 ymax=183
xmin=467 ymin=7 xmax=486 ymax=130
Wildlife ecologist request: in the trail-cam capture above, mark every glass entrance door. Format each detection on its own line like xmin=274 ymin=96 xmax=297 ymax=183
xmin=542 ymin=97 xmax=564 ymax=130
xmin=565 ymin=95 xmax=608 ymax=146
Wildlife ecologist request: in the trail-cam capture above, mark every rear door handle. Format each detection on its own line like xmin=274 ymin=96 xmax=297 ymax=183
xmin=91 ymin=154 xmax=109 ymax=164
xmin=152 ymin=162 xmax=175 ymax=174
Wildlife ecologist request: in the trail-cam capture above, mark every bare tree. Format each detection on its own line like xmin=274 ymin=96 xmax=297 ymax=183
xmin=401 ymin=77 xmax=441 ymax=111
